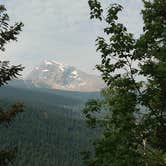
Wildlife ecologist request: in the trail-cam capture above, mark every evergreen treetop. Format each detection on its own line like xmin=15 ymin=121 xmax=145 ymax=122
xmin=0 ymin=4 xmax=24 ymax=166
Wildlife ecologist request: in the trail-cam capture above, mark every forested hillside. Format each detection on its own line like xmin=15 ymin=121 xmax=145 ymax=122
xmin=0 ymin=86 xmax=99 ymax=165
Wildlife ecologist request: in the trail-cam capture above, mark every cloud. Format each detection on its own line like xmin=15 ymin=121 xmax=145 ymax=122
xmin=0 ymin=0 xmax=143 ymax=76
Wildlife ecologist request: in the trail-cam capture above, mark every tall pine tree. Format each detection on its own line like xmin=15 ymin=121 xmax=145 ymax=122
xmin=0 ymin=4 xmax=24 ymax=166
xmin=83 ymin=0 xmax=166 ymax=165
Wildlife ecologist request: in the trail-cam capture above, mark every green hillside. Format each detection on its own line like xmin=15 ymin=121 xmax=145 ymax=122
xmin=0 ymin=86 xmax=99 ymax=166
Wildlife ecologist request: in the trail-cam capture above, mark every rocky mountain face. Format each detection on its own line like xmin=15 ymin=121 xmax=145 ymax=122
xmin=26 ymin=60 xmax=104 ymax=92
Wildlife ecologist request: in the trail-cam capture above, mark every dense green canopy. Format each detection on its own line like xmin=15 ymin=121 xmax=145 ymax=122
xmin=83 ymin=0 xmax=166 ymax=165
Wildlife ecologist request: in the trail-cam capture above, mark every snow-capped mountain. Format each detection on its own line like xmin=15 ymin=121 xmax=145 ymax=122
xmin=26 ymin=60 xmax=104 ymax=92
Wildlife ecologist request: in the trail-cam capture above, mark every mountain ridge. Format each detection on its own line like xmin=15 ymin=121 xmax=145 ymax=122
xmin=25 ymin=60 xmax=104 ymax=92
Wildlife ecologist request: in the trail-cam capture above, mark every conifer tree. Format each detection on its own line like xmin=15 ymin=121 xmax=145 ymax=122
xmin=0 ymin=4 xmax=24 ymax=165
xmin=83 ymin=0 xmax=166 ymax=165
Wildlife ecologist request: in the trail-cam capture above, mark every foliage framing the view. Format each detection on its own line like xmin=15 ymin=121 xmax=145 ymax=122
xmin=83 ymin=0 xmax=166 ymax=165
xmin=0 ymin=4 xmax=24 ymax=166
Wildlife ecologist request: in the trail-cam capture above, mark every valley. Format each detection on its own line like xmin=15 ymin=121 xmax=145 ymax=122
xmin=0 ymin=85 xmax=100 ymax=166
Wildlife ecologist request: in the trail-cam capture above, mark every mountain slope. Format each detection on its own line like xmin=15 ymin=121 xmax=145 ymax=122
xmin=26 ymin=60 xmax=104 ymax=92
xmin=7 ymin=79 xmax=101 ymax=102
xmin=0 ymin=86 xmax=82 ymax=107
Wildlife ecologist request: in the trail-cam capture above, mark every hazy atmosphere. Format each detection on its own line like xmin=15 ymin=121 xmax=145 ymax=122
xmin=1 ymin=0 xmax=143 ymax=76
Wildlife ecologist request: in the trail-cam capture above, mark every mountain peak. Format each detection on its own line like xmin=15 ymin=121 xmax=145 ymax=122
xmin=44 ymin=60 xmax=66 ymax=71
xmin=26 ymin=60 xmax=104 ymax=92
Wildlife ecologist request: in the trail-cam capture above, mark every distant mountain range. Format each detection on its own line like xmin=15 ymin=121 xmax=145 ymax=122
xmin=25 ymin=60 xmax=104 ymax=92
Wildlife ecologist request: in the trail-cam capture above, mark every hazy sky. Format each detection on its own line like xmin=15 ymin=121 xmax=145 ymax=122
xmin=0 ymin=0 xmax=143 ymax=76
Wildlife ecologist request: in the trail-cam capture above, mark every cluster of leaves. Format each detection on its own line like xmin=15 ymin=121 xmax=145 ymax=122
xmin=83 ymin=0 xmax=166 ymax=165
xmin=0 ymin=61 xmax=23 ymax=86
xmin=0 ymin=148 xmax=17 ymax=166
xmin=0 ymin=4 xmax=24 ymax=165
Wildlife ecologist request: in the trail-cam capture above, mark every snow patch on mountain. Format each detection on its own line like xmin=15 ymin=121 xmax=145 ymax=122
xmin=42 ymin=69 xmax=49 ymax=72
xmin=44 ymin=60 xmax=52 ymax=65
xmin=71 ymin=70 xmax=78 ymax=79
